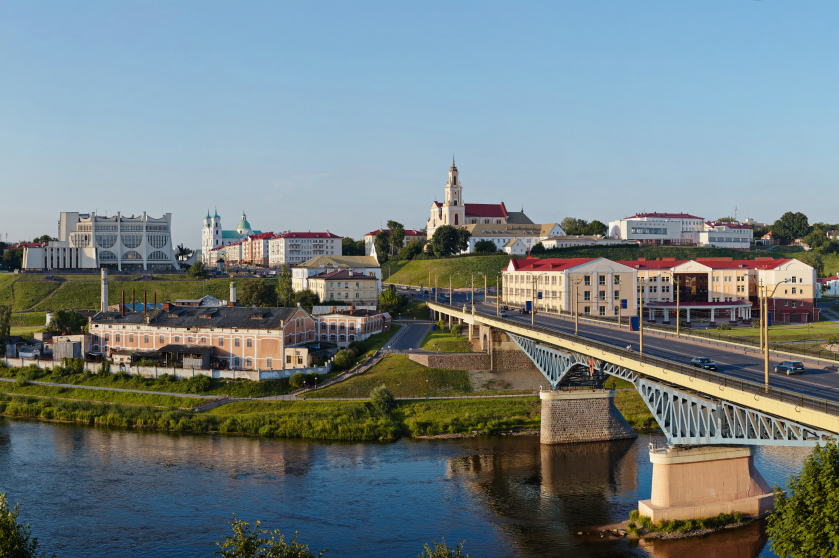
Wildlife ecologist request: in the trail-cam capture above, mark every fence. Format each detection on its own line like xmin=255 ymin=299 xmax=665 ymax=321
xmin=430 ymin=302 xmax=839 ymax=419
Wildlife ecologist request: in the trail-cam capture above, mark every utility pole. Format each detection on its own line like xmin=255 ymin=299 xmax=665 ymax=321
xmin=496 ymin=273 xmax=501 ymax=316
xmin=675 ymin=274 xmax=680 ymax=337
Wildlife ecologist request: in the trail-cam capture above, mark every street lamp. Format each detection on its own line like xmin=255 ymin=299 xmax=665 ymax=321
xmin=760 ymin=278 xmax=790 ymax=393
xmin=572 ymin=276 xmax=585 ymax=335
xmin=496 ymin=271 xmax=503 ymax=316
xmin=637 ymin=276 xmax=655 ymax=354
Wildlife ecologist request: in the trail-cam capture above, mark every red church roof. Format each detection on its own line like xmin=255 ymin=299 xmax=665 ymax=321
xmin=464 ymin=202 xmax=508 ymax=218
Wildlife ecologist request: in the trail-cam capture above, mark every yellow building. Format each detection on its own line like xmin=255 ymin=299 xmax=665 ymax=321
xmin=307 ymin=269 xmax=379 ymax=304
xmin=503 ymin=257 xmax=637 ymax=318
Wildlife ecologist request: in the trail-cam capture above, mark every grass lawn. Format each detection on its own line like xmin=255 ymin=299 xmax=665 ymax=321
xmin=401 ymin=301 xmax=430 ymax=320
xmin=603 ymin=376 xmax=658 ymax=430
xmin=10 ymin=326 xmax=43 ymax=338
xmin=0 ymin=382 xmax=211 ymax=408
xmin=698 ymin=323 xmax=839 ymax=342
xmin=306 ymin=354 xmax=473 ymax=398
xmin=384 ymin=255 xmax=511 ymax=289
xmin=420 ymin=329 xmax=472 ymax=352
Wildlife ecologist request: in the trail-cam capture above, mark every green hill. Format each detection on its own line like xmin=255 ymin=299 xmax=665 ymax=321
xmin=0 ymin=273 xmax=268 ymax=313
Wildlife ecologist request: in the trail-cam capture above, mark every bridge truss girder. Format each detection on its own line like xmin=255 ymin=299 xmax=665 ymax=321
xmin=509 ymin=333 xmax=835 ymax=447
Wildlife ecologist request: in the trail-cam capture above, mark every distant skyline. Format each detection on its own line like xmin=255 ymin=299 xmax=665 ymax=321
xmin=2 ymin=1 xmax=838 ymax=247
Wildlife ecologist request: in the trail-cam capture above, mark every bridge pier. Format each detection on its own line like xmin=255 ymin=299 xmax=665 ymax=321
xmin=540 ymin=389 xmax=636 ymax=444
xmin=638 ymin=446 xmax=774 ymax=522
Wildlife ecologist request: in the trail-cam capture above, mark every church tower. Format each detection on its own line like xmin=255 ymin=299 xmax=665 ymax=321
xmin=202 ymin=210 xmax=222 ymax=265
xmin=441 ymin=158 xmax=466 ymax=228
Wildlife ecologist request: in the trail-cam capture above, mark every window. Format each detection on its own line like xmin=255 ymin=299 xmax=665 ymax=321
xmin=613 ymin=307 xmax=619 ymax=315
xmin=245 ymin=357 xmax=252 ymax=368
xmin=599 ymin=306 xmax=606 ymax=316
xmin=233 ymin=357 xmax=240 ymax=368
xmin=584 ymin=291 xmax=591 ymax=301
xmin=174 ymin=336 xmax=180 ymax=343
xmin=187 ymin=337 xmax=193 ymax=343
xmin=792 ymin=302 xmax=797 ymax=308
xmin=234 ymin=338 xmax=240 ymax=348
xmin=599 ymin=290 xmax=606 ymax=300
xmin=791 ymin=276 xmax=797 ymax=283
xmin=267 ymin=358 xmax=272 ymax=368
xmin=219 ymin=337 xmax=224 ymax=347
xmin=785 ymin=301 xmax=789 ymax=306
xmin=144 ymin=334 xmax=149 ymax=344
xmin=614 ymin=290 xmax=620 ymax=299
xmin=297 ymin=355 xmax=303 ymax=365
xmin=246 ymin=338 xmax=253 ymax=348
xmin=792 ymin=287 xmax=797 ymax=294
xmin=614 ymin=276 xmax=620 ymax=285
xmin=200 ymin=337 xmax=206 ymax=344
xmin=584 ymin=306 xmax=591 ymax=315
xmin=584 ymin=276 xmax=591 ymax=286
xmin=286 ymin=355 xmax=292 ymax=364
xmin=598 ymin=276 xmax=606 ymax=286
xmin=115 ymin=334 xmax=121 ymax=343
xmin=129 ymin=334 xmax=134 ymax=343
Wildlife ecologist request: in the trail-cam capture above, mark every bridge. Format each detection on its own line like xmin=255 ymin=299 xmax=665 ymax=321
xmin=427 ymin=300 xmax=839 ymax=521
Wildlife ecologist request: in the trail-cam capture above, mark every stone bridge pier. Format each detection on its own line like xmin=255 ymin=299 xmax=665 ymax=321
xmin=540 ymin=389 xmax=636 ymax=444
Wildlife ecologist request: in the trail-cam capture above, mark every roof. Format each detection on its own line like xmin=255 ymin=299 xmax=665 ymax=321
xmin=464 ymin=202 xmax=508 ymax=218
xmin=11 ymin=242 xmax=48 ymax=249
xmin=158 ymin=344 xmax=214 ymax=355
xmin=364 ymin=229 xmax=425 ymax=237
xmin=276 ymin=232 xmax=341 ymax=239
xmin=91 ymin=305 xmax=300 ymax=330
xmin=221 ymin=229 xmax=263 ymax=239
xmin=466 ymin=223 xmax=559 ymax=238
xmin=625 ymin=212 xmax=704 ymax=220
xmin=505 ymin=211 xmax=534 ymax=225
xmin=309 ymin=269 xmax=378 ymax=281
xmin=818 ymin=275 xmax=839 ymax=283
xmin=317 ymin=308 xmax=388 ymax=317
xmin=503 ymin=239 xmax=522 ymax=248
xmin=618 ymin=257 xmax=790 ymax=271
xmin=508 ymin=257 xmax=595 ymax=272
xmin=297 ymin=255 xmax=380 ymax=269
xmin=704 ymin=222 xmax=753 ymax=230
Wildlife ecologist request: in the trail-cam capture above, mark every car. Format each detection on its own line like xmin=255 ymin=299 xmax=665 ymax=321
xmin=690 ymin=357 xmax=718 ymax=371
xmin=775 ymin=361 xmax=804 ymax=375
xmin=501 ymin=305 xmax=509 ymax=311
xmin=499 ymin=311 xmax=508 ymax=317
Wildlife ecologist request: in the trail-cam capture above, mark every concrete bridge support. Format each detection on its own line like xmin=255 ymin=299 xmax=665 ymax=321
xmin=638 ymin=446 xmax=774 ymax=522
xmin=540 ymin=390 xmax=637 ymax=444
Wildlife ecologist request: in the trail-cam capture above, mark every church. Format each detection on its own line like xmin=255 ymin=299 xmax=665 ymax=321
xmin=426 ymin=159 xmax=533 ymax=239
xmin=201 ymin=210 xmax=263 ymax=265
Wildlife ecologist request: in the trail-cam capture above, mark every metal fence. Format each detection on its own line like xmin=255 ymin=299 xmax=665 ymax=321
xmin=429 ymin=302 xmax=839 ymax=419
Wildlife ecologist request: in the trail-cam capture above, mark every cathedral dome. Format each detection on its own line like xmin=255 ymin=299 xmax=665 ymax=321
xmin=236 ymin=212 xmax=252 ymax=235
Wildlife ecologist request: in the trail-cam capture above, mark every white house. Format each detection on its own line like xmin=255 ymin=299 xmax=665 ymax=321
xmin=541 ymin=235 xmax=638 ymax=250
xmin=464 ymin=223 xmax=564 ymax=254
xmin=608 ymin=212 xmax=705 ymax=246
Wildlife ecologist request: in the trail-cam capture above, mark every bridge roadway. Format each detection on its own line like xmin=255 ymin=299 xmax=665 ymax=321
xmin=419 ymin=288 xmax=839 ymax=405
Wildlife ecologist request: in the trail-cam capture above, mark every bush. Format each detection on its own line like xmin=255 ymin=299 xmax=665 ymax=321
xmin=289 ymin=373 xmax=305 ymax=390
xmin=451 ymin=324 xmax=462 ymax=337
xmin=369 ymin=384 xmax=395 ymax=414
xmin=0 ymin=493 xmax=44 ymax=558
xmin=15 ymin=370 xmax=31 ymax=386
xmin=100 ymin=360 xmax=111 ymax=375
xmin=418 ymin=539 xmax=470 ymax=558
xmin=347 ymin=341 xmax=364 ymax=356
xmin=333 ymin=350 xmax=354 ymax=370
xmin=629 ymin=509 xmax=639 ymax=522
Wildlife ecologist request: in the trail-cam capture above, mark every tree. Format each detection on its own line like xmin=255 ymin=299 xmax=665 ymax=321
xmin=188 ymin=261 xmax=208 ymax=278
xmin=2 ymin=248 xmax=23 ymax=271
xmin=215 ymin=514 xmax=326 ymax=558
xmin=31 ymin=235 xmax=57 ymax=243
xmin=0 ymin=493 xmax=46 ymax=558
xmin=175 ymin=243 xmax=193 ymax=261
xmin=239 ymin=280 xmax=277 ymax=307
xmin=293 ymin=290 xmax=320 ymax=313
xmin=45 ymin=310 xmax=87 ymax=334
xmin=277 ymin=266 xmax=293 ymax=307
xmin=0 ymin=305 xmax=10 ymax=345
xmin=397 ymin=240 xmax=426 ymax=261
xmin=473 ymin=240 xmax=497 ymax=254
xmin=387 ymin=220 xmax=406 ymax=256
xmin=767 ymin=441 xmax=839 ymax=556
xmin=716 ymin=216 xmax=735 ymax=223
xmin=369 ymin=384 xmax=395 ymax=413
xmin=430 ymin=226 xmax=459 ymax=257
xmin=289 ymin=372 xmax=305 ymax=389
xmin=374 ymin=231 xmax=391 ymax=261
xmin=341 ymin=237 xmax=365 ymax=256
xmin=583 ymin=220 xmax=608 ymax=236
xmin=455 ymin=229 xmax=471 ymax=254
xmin=771 ymin=211 xmax=810 ymax=243
xmin=379 ymin=286 xmax=404 ymax=315
xmin=530 ymin=242 xmax=545 ymax=255
xmin=332 ymin=350 xmax=354 ymax=370
xmin=560 ymin=217 xmax=588 ymax=235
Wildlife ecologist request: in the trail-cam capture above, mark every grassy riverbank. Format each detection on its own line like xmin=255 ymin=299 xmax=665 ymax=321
xmin=0 ymin=382 xmax=211 ymax=408
xmin=420 ymin=329 xmax=473 ymax=353
xmin=0 ymin=394 xmax=541 ymax=440
xmin=604 ymin=376 xmax=658 ymax=430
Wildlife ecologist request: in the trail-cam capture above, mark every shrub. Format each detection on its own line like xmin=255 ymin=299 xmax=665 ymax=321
xmin=100 ymin=360 xmax=111 ymax=375
xmin=15 ymin=371 xmax=31 ymax=387
xmin=451 ymin=323 xmax=462 ymax=337
xmin=347 ymin=341 xmax=364 ymax=356
xmin=629 ymin=509 xmax=639 ymax=522
xmin=639 ymin=516 xmax=653 ymax=530
xmin=289 ymin=373 xmax=305 ymax=390
xmin=369 ymin=384 xmax=395 ymax=413
xmin=0 ymin=492 xmax=44 ymax=558
xmin=418 ymin=539 xmax=469 ymax=558
xmin=333 ymin=350 xmax=354 ymax=370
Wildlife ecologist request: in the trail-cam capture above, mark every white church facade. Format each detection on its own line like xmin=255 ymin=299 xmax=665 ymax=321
xmin=201 ymin=211 xmax=263 ymax=265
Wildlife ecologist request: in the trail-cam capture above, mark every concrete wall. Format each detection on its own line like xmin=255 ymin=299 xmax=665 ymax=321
xmin=2 ymin=357 xmax=329 ymax=381
xmin=408 ymin=353 xmax=490 ymax=370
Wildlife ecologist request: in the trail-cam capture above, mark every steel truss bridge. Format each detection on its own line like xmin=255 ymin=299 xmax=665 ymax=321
xmin=429 ymin=302 xmax=839 ymax=447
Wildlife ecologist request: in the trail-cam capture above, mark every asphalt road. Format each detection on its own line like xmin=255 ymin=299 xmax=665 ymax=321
xmin=388 ymin=321 xmax=432 ymax=351
xmin=404 ymin=287 xmax=839 ymax=404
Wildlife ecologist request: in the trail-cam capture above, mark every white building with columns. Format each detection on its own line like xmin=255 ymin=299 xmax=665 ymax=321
xmin=22 ymin=211 xmax=178 ymax=271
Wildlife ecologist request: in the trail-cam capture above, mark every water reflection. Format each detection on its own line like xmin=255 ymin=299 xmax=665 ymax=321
xmin=639 ymin=519 xmax=769 ymax=558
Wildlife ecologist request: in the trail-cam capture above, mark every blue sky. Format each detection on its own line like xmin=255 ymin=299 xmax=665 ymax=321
xmin=1 ymin=1 xmax=838 ymax=246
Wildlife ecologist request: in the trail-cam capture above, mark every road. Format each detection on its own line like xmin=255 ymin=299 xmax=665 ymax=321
xmin=388 ymin=321 xmax=432 ymax=351
xmin=409 ymin=287 xmax=839 ymax=404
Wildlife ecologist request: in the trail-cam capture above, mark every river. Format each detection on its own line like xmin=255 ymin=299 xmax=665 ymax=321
xmin=0 ymin=418 xmax=810 ymax=557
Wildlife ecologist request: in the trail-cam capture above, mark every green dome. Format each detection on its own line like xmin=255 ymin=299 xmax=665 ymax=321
xmin=236 ymin=212 xmax=251 ymax=233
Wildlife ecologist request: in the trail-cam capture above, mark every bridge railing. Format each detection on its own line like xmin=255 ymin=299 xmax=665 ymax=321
xmin=430 ymin=302 xmax=839 ymax=418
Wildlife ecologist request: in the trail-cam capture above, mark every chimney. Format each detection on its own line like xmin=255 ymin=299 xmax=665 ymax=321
xmin=132 ymin=288 xmax=135 ymax=312
xmin=144 ymin=291 xmax=147 ymax=317
xmin=230 ymin=281 xmax=237 ymax=304
xmin=154 ymin=292 xmax=157 ymax=310
xmin=100 ymin=268 xmax=109 ymax=313
xmin=162 ymin=302 xmax=172 ymax=311
xmin=121 ymin=291 xmax=125 ymax=316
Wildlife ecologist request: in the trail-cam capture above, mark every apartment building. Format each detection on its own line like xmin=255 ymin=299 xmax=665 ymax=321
xmin=307 ymin=269 xmax=379 ymax=304
xmin=291 ymin=255 xmax=381 ymax=292
xmin=503 ymin=257 xmax=638 ymax=318
xmin=268 ymin=232 xmax=342 ymax=267
xmin=315 ymin=307 xmax=391 ymax=348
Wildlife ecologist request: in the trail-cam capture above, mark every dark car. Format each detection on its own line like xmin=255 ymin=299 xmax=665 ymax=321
xmin=690 ymin=357 xmax=718 ymax=371
xmin=775 ymin=361 xmax=804 ymax=375
xmin=501 ymin=305 xmax=509 ymax=311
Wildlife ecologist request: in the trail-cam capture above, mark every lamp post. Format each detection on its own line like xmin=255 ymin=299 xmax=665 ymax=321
xmin=571 ymin=276 xmax=584 ymax=335
xmin=497 ymin=272 xmax=503 ymax=316
xmin=761 ymin=278 xmax=790 ymax=392
xmin=530 ymin=273 xmax=547 ymax=326
xmin=637 ymin=276 xmax=654 ymax=354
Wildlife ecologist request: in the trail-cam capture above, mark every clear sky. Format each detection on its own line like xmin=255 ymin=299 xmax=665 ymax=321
xmin=1 ymin=1 xmax=838 ymax=247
